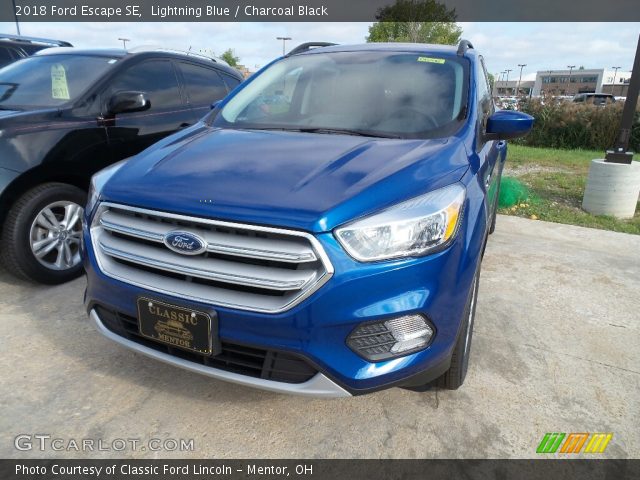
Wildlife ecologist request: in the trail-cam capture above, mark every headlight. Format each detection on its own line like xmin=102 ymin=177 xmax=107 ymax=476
xmin=335 ymin=183 xmax=465 ymax=262
xmin=86 ymin=159 xmax=128 ymax=215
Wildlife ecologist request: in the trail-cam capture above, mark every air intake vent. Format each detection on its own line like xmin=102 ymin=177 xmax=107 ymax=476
xmin=95 ymin=306 xmax=317 ymax=384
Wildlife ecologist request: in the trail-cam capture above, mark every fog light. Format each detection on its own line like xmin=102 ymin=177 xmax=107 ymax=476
xmin=347 ymin=314 xmax=434 ymax=362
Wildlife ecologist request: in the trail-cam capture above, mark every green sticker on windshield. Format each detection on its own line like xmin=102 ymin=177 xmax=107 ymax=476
xmin=417 ymin=57 xmax=446 ymax=64
xmin=51 ymin=64 xmax=70 ymax=100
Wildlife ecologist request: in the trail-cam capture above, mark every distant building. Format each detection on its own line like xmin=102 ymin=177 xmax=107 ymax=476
xmin=234 ymin=64 xmax=254 ymax=78
xmin=532 ymin=68 xmax=604 ymax=97
xmin=602 ymin=69 xmax=632 ymax=97
xmin=492 ymin=80 xmax=534 ymax=97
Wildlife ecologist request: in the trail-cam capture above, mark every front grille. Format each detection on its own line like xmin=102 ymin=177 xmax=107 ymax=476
xmin=95 ymin=306 xmax=318 ymax=384
xmin=90 ymin=203 xmax=333 ymax=313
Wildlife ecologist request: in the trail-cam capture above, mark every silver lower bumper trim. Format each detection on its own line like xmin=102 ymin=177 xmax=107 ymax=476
xmin=89 ymin=309 xmax=351 ymax=398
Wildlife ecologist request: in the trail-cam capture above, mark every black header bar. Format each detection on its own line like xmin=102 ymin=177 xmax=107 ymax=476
xmin=1 ymin=459 xmax=640 ymax=480
xmin=1 ymin=0 xmax=639 ymax=22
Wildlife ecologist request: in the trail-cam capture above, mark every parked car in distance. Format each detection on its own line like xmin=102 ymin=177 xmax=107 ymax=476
xmin=83 ymin=41 xmax=534 ymax=397
xmin=572 ymin=93 xmax=616 ymax=105
xmin=0 ymin=47 xmax=243 ymax=284
xmin=495 ymin=97 xmax=519 ymax=110
xmin=0 ymin=34 xmax=72 ymax=68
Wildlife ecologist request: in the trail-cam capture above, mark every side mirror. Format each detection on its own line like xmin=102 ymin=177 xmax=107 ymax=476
xmin=210 ymin=100 xmax=222 ymax=110
xmin=485 ymin=110 xmax=534 ymax=140
xmin=108 ymin=91 xmax=149 ymax=115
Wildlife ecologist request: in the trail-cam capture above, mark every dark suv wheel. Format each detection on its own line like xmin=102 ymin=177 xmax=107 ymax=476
xmin=0 ymin=182 xmax=86 ymax=284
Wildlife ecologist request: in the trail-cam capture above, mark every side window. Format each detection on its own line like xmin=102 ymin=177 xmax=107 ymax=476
xmin=178 ymin=62 xmax=228 ymax=106
xmin=0 ymin=47 xmax=14 ymax=68
xmin=107 ymin=59 xmax=182 ymax=111
xmin=476 ymin=58 xmax=494 ymax=150
xmin=220 ymin=73 xmax=241 ymax=91
xmin=478 ymin=58 xmax=494 ymax=114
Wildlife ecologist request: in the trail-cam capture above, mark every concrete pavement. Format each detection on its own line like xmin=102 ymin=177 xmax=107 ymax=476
xmin=1 ymin=215 xmax=638 ymax=459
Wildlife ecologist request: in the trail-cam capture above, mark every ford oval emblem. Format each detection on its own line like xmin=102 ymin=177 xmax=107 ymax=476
xmin=163 ymin=231 xmax=207 ymax=256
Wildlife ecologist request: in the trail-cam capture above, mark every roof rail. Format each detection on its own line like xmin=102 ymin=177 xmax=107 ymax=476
xmin=456 ymin=39 xmax=474 ymax=56
xmin=128 ymin=46 xmax=230 ymax=66
xmin=0 ymin=33 xmax=72 ymax=47
xmin=286 ymin=42 xmax=337 ymax=57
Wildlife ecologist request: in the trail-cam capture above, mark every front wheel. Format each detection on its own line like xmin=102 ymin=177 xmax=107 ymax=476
xmin=437 ymin=264 xmax=480 ymax=390
xmin=0 ymin=183 xmax=86 ymax=284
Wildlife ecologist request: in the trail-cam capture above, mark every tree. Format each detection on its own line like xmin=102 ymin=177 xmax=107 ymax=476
xmin=487 ymin=72 xmax=495 ymax=90
xmin=220 ymin=49 xmax=239 ymax=67
xmin=366 ymin=0 xmax=462 ymax=45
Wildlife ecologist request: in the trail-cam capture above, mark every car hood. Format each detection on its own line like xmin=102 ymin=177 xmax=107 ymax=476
xmin=0 ymin=109 xmax=23 ymax=119
xmin=0 ymin=107 xmax=57 ymax=123
xmin=102 ymin=126 xmax=470 ymax=232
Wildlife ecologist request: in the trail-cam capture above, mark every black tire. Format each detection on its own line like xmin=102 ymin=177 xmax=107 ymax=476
xmin=0 ymin=182 xmax=86 ymax=284
xmin=437 ymin=264 xmax=481 ymax=390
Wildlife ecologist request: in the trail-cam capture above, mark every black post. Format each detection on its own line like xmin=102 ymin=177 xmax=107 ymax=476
xmin=11 ymin=0 xmax=20 ymax=35
xmin=605 ymin=35 xmax=640 ymax=164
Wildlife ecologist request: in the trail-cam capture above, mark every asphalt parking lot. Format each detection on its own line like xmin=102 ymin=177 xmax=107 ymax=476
xmin=1 ymin=215 xmax=638 ymax=459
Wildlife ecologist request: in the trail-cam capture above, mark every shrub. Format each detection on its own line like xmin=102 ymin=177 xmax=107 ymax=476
xmin=515 ymin=99 xmax=640 ymax=151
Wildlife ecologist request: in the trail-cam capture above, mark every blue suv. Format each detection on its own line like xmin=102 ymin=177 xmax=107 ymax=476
xmin=83 ymin=41 xmax=533 ymax=397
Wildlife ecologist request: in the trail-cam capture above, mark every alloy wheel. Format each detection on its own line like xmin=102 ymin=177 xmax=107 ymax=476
xmin=29 ymin=201 xmax=84 ymax=271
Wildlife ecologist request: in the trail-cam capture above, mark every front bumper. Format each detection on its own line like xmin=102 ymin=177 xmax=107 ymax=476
xmin=83 ymin=206 xmax=482 ymax=396
xmin=89 ymin=308 xmax=351 ymax=397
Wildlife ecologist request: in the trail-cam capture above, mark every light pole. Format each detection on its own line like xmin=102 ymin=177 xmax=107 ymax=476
xmin=517 ymin=64 xmax=527 ymax=97
xmin=498 ymin=71 xmax=506 ymax=95
xmin=11 ymin=0 xmax=20 ymax=35
xmin=567 ymin=65 xmax=575 ymax=95
xmin=276 ymin=36 xmax=291 ymax=56
xmin=118 ymin=38 xmax=130 ymax=49
xmin=611 ymin=66 xmax=621 ymax=96
xmin=504 ymin=69 xmax=512 ymax=95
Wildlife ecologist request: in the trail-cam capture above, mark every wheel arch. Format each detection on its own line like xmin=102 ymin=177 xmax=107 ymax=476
xmin=0 ymin=165 xmax=89 ymax=228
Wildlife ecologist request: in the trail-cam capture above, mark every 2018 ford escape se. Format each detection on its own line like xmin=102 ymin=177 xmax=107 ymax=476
xmin=83 ymin=41 xmax=534 ymax=397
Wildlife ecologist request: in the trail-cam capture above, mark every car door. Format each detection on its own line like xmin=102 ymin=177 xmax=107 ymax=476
xmin=176 ymin=61 xmax=233 ymax=123
xmin=476 ymin=57 xmax=505 ymax=225
xmin=100 ymin=58 xmax=190 ymax=162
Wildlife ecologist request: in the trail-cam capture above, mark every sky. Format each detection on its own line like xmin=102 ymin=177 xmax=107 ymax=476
xmin=1 ymin=21 xmax=638 ymax=79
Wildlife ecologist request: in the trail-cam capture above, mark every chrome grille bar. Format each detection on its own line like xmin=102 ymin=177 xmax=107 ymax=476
xmin=98 ymin=234 xmax=316 ymax=291
xmin=99 ymin=209 xmax=317 ymax=263
xmin=90 ymin=203 xmax=334 ymax=313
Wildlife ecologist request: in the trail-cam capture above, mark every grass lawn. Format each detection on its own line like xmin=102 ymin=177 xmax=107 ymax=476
xmin=500 ymin=144 xmax=640 ymax=235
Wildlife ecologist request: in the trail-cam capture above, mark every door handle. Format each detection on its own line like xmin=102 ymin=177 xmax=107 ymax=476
xmin=179 ymin=122 xmax=192 ymax=129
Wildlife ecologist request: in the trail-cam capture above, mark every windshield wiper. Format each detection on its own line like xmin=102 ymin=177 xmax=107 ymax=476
xmin=246 ymin=126 xmax=401 ymax=139
xmin=297 ymin=127 xmax=401 ymax=139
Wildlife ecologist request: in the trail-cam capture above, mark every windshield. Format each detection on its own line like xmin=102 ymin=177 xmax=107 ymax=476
xmin=0 ymin=55 xmax=118 ymax=108
xmin=214 ymin=51 xmax=469 ymax=139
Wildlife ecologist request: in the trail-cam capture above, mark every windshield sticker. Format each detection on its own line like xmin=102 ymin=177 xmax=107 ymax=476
xmin=417 ymin=57 xmax=446 ymax=64
xmin=51 ymin=64 xmax=70 ymax=100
